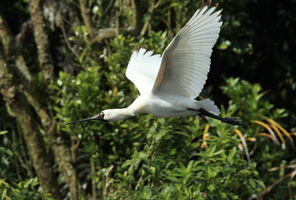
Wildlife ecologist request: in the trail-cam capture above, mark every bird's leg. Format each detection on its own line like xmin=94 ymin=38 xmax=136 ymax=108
xmin=188 ymin=108 xmax=242 ymax=125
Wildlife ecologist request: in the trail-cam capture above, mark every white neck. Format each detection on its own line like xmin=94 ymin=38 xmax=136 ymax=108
xmin=103 ymin=95 xmax=148 ymax=121
xmin=103 ymin=108 xmax=135 ymax=121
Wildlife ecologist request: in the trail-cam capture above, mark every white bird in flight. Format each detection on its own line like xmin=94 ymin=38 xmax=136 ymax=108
xmin=65 ymin=3 xmax=241 ymax=126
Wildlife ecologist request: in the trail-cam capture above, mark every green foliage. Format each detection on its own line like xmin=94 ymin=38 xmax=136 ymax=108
xmin=0 ymin=178 xmax=52 ymax=200
xmin=50 ymin=33 xmax=278 ymax=199
xmin=221 ymin=77 xmax=287 ymax=121
xmin=1 ymin=0 xmax=295 ymax=199
xmin=0 ymin=130 xmax=52 ymax=200
xmin=220 ymin=78 xmax=296 ymax=200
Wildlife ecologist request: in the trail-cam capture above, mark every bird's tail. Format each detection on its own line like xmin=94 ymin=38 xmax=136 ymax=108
xmin=197 ymin=99 xmax=220 ymax=115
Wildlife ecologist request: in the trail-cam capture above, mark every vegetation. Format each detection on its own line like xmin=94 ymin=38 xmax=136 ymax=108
xmin=0 ymin=0 xmax=295 ymax=199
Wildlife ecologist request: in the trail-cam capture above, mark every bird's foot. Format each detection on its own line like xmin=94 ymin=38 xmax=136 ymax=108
xmin=221 ymin=117 xmax=243 ymax=125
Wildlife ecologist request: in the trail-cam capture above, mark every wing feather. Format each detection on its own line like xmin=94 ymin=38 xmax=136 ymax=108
xmin=125 ymin=48 xmax=162 ymax=94
xmin=152 ymin=6 xmax=222 ymax=98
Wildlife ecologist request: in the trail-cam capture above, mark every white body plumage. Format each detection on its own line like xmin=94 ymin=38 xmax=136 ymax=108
xmin=65 ymin=5 xmax=241 ymax=125
xmin=103 ymin=93 xmax=219 ymax=121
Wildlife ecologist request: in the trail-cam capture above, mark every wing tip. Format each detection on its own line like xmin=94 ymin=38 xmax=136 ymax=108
xmin=216 ymin=8 xmax=223 ymax=19
xmin=134 ymin=43 xmax=139 ymax=51
xmin=198 ymin=0 xmax=204 ymax=9
xmin=133 ymin=44 xmax=149 ymax=52
xmin=198 ymin=0 xmax=221 ymax=15
xmin=198 ymin=0 xmax=214 ymax=9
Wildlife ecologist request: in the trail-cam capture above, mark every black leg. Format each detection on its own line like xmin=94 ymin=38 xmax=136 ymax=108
xmin=189 ymin=108 xmax=242 ymax=125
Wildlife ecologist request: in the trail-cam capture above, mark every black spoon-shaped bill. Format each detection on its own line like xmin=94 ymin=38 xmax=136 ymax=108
xmin=63 ymin=112 xmax=106 ymax=125
xmin=63 ymin=116 xmax=98 ymax=126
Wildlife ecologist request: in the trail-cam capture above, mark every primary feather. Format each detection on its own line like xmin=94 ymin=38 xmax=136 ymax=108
xmin=153 ymin=6 xmax=222 ymax=98
xmin=126 ymin=48 xmax=162 ymax=95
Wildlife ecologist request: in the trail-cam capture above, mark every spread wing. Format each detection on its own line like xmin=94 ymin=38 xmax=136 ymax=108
xmin=152 ymin=6 xmax=222 ymax=98
xmin=126 ymin=48 xmax=162 ymax=95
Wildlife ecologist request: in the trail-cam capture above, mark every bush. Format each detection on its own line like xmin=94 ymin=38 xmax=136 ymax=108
xmin=50 ymin=33 xmax=296 ymax=199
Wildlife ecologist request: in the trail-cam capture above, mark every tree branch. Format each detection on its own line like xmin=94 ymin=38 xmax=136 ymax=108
xmin=0 ymin=15 xmax=13 ymax=55
xmin=0 ymin=51 xmax=61 ymax=200
xmin=28 ymin=0 xmax=54 ymax=82
xmin=1 ymin=11 xmax=82 ymax=200
xmin=138 ymin=0 xmax=164 ymax=38
xmin=132 ymin=0 xmax=148 ymax=36
xmin=79 ymin=0 xmax=95 ymax=39
xmin=258 ymin=169 xmax=296 ymax=198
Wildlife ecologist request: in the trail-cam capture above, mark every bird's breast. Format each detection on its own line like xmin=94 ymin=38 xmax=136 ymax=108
xmin=129 ymin=94 xmax=197 ymax=118
xmin=145 ymin=96 xmax=194 ymax=117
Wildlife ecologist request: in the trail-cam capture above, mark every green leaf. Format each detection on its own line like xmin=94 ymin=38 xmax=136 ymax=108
xmin=207 ymin=145 xmax=217 ymax=157
xmin=232 ymin=20 xmax=241 ymax=27
xmin=170 ymin=2 xmax=178 ymax=7
xmin=212 ymin=150 xmax=225 ymax=157
xmin=207 ymin=167 xmax=218 ymax=179
xmin=166 ymin=176 xmax=181 ymax=183
xmin=239 ymin=169 xmax=251 ymax=176
xmin=249 ymin=179 xmax=256 ymax=189
xmin=207 ymin=184 xmax=215 ymax=192
xmin=227 ymin=147 xmax=237 ymax=165
xmin=0 ymin=131 xmax=8 ymax=135
xmin=1 ymin=188 xmax=7 ymax=200
xmin=0 ymin=147 xmax=13 ymax=156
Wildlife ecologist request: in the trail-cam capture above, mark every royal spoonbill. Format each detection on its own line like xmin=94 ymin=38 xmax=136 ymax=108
xmin=65 ymin=3 xmax=242 ymax=126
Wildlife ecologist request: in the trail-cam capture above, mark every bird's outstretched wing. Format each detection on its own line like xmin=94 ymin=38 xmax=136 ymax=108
xmin=126 ymin=47 xmax=162 ymax=95
xmin=152 ymin=6 xmax=222 ymax=98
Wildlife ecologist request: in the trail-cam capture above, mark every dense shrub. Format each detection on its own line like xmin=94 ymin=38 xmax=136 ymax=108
xmin=51 ymin=33 xmax=294 ymax=199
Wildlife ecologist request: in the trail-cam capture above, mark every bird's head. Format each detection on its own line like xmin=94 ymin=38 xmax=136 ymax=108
xmin=64 ymin=108 xmax=134 ymax=125
xmin=100 ymin=109 xmax=134 ymax=121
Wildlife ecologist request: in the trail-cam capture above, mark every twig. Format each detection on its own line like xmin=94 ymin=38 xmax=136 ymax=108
xmin=58 ymin=20 xmax=80 ymax=59
xmin=115 ymin=0 xmax=120 ymax=36
xmin=91 ymin=156 xmax=97 ymax=200
xmin=0 ymin=15 xmax=14 ymax=55
xmin=79 ymin=0 xmax=95 ymax=39
xmin=258 ymin=169 xmax=296 ymax=198
xmin=234 ymin=129 xmax=251 ymax=167
xmin=139 ymin=1 xmax=153 ymax=38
